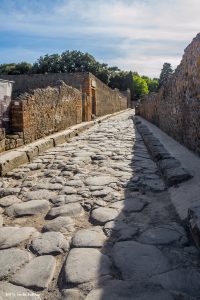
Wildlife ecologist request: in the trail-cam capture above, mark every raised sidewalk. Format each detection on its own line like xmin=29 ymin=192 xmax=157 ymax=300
xmin=136 ymin=116 xmax=200 ymax=221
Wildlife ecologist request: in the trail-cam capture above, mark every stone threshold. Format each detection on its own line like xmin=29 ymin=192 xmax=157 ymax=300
xmin=0 ymin=109 xmax=131 ymax=176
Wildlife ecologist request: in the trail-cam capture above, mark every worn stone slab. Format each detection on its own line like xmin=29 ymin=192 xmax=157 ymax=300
xmin=49 ymin=195 xmax=66 ymax=206
xmin=0 ymin=282 xmax=41 ymax=300
xmin=11 ymin=255 xmax=56 ymax=290
xmin=64 ymin=195 xmax=83 ymax=204
xmin=85 ymin=280 xmax=174 ymax=300
xmin=104 ymin=220 xmax=138 ymax=241
xmin=110 ymin=198 xmax=147 ymax=213
xmin=62 ymin=186 xmax=77 ymax=195
xmin=72 ymin=227 xmax=106 ymax=248
xmin=112 ymin=241 xmax=170 ymax=280
xmin=91 ymin=207 xmax=120 ymax=225
xmin=0 ymin=226 xmax=38 ymax=249
xmin=6 ymin=200 xmax=50 ymax=217
xmin=0 ymin=195 xmax=22 ymax=207
xmin=47 ymin=203 xmax=83 ymax=218
xmin=138 ymin=224 xmax=187 ymax=245
xmin=92 ymin=188 xmax=113 ymax=198
xmin=43 ymin=216 xmax=75 ymax=234
xmin=0 ymin=151 xmax=29 ymax=176
xmin=85 ymin=176 xmax=118 ymax=186
xmin=23 ymin=190 xmax=56 ymax=201
xmin=65 ymin=180 xmax=83 ymax=187
xmin=31 ymin=231 xmax=69 ymax=255
xmin=64 ymin=248 xmax=111 ymax=284
xmin=151 ymin=268 xmax=200 ymax=298
xmin=0 ymin=249 xmax=31 ymax=279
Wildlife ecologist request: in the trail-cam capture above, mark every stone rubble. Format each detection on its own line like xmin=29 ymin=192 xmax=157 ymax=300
xmin=0 ymin=110 xmax=199 ymax=299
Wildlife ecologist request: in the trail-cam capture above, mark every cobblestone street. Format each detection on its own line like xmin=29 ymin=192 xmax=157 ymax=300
xmin=0 ymin=110 xmax=200 ymax=300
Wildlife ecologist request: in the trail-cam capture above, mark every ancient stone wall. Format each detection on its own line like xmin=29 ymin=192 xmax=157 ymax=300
xmin=0 ymin=73 xmax=88 ymax=98
xmin=0 ymin=128 xmax=5 ymax=152
xmin=137 ymin=33 xmax=200 ymax=155
xmin=0 ymin=72 xmax=129 ymax=151
xmin=89 ymin=74 xmax=128 ymax=116
xmin=0 ymin=72 xmax=128 ymax=121
xmin=11 ymin=82 xmax=82 ymax=144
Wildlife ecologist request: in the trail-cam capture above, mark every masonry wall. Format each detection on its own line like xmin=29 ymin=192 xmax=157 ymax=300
xmin=137 ymin=33 xmax=200 ymax=155
xmin=0 ymin=128 xmax=5 ymax=152
xmin=11 ymin=82 xmax=82 ymax=144
xmin=0 ymin=72 xmax=129 ymax=150
xmin=89 ymin=74 xmax=128 ymax=116
xmin=0 ymin=73 xmax=89 ymax=98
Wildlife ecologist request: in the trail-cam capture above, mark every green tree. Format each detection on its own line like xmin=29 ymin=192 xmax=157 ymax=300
xmin=133 ymin=74 xmax=149 ymax=100
xmin=158 ymin=63 xmax=173 ymax=88
xmin=142 ymin=76 xmax=159 ymax=93
xmin=0 ymin=62 xmax=32 ymax=74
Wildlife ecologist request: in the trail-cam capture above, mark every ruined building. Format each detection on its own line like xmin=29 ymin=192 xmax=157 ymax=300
xmin=0 ymin=72 xmax=130 ymax=152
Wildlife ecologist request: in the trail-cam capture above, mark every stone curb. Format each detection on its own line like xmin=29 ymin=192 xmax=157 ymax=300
xmin=0 ymin=109 xmax=131 ymax=176
xmin=135 ymin=117 xmax=192 ymax=187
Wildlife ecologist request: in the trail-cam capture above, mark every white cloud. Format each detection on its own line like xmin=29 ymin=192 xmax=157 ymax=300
xmin=0 ymin=0 xmax=199 ymax=77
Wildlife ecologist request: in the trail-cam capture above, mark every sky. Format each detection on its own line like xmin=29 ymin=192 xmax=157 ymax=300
xmin=0 ymin=0 xmax=199 ymax=78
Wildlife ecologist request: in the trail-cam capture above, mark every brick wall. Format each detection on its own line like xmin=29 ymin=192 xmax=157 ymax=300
xmin=137 ymin=33 xmax=200 ymax=155
xmin=11 ymin=81 xmax=82 ymax=144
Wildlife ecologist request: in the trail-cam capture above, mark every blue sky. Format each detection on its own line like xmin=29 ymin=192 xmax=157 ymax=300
xmin=0 ymin=0 xmax=199 ymax=77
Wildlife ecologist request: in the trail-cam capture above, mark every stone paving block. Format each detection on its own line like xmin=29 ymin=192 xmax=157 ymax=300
xmin=43 ymin=216 xmax=75 ymax=234
xmin=23 ymin=190 xmax=56 ymax=201
xmin=151 ymin=268 xmax=200 ymax=298
xmin=0 ymin=195 xmax=22 ymax=207
xmin=11 ymin=255 xmax=56 ymax=290
xmin=72 ymin=227 xmax=107 ymax=248
xmin=138 ymin=224 xmax=187 ymax=245
xmin=0 ymin=226 xmax=38 ymax=249
xmin=31 ymin=231 xmax=69 ymax=255
xmin=91 ymin=207 xmax=120 ymax=225
xmin=6 ymin=200 xmax=50 ymax=217
xmin=64 ymin=248 xmax=111 ymax=284
xmin=109 ymin=198 xmax=148 ymax=213
xmin=85 ymin=176 xmax=118 ymax=186
xmin=47 ymin=203 xmax=83 ymax=218
xmin=0 ymin=248 xmax=31 ymax=279
xmin=112 ymin=241 xmax=170 ymax=280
